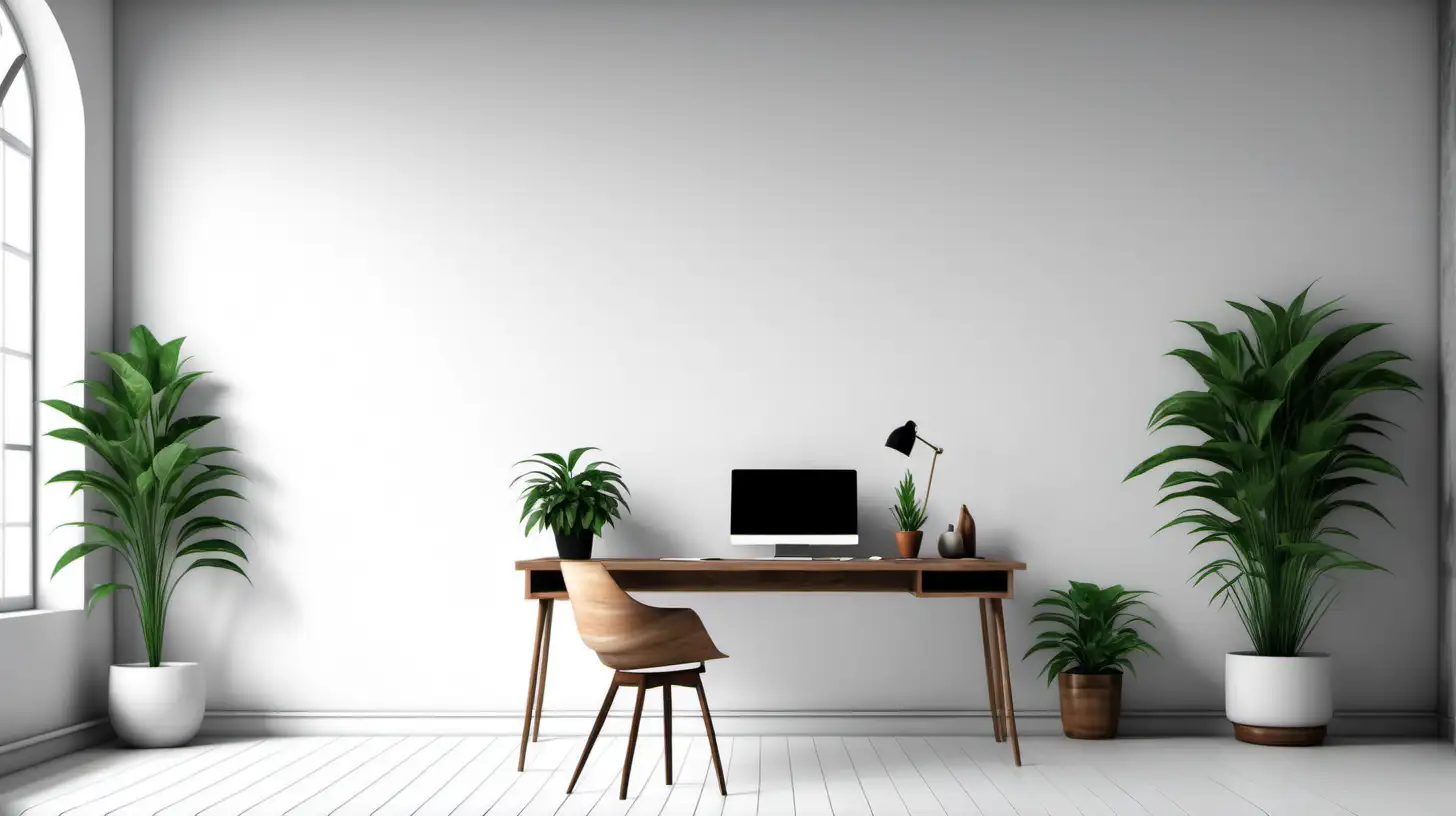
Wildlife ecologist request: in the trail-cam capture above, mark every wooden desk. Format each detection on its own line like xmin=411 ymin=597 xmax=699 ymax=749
xmin=514 ymin=557 xmax=1028 ymax=771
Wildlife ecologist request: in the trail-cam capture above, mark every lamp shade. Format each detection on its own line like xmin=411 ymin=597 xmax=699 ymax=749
xmin=885 ymin=421 xmax=918 ymax=456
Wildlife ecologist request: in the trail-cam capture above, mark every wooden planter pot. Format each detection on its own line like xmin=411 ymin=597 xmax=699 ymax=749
xmin=1058 ymin=672 xmax=1122 ymax=739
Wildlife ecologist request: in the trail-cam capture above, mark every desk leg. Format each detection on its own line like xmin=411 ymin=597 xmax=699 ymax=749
xmin=991 ymin=599 xmax=1022 ymax=766
xmin=532 ymin=600 xmax=555 ymax=743
xmin=518 ymin=598 xmax=550 ymax=772
xmin=979 ymin=599 xmax=1005 ymax=743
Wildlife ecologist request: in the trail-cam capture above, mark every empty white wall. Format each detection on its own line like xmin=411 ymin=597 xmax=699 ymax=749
xmin=114 ymin=0 xmax=1438 ymax=727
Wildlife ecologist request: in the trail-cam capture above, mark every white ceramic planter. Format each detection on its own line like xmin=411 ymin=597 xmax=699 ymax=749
xmin=1225 ymin=652 xmax=1332 ymax=746
xmin=109 ymin=662 xmax=206 ymax=748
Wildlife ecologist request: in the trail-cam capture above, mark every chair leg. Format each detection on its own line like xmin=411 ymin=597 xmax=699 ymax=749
xmin=620 ymin=679 xmax=648 ymax=800
xmin=568 ymin=679 xmax=618 ymax=794
xmin=695 ymin=677 xmax=727 ymax=796
xmin=663 ymin=684 xmax=673 ymax=785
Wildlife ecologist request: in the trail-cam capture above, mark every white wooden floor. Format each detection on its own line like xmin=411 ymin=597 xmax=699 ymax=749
xmin=0 ymin=735 xmax=1451 ymax=816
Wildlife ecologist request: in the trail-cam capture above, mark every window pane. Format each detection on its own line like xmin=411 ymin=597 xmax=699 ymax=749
xmin=3 ymin=145 xmax=28 ymax=252
xmin=0 ymin=16 xmax=21 ymax=69
xmin=5 ymin=448 xmax=28 ymax=523
xmin=4 ymin=354 xmax=28 ymax=444
xmin=5 ymin=251 xmax=28 ymax=353
xmin=3 ymin=525 xmax=28 ymax=598
xmin=2 ymin=70 xmax=31 ymax=147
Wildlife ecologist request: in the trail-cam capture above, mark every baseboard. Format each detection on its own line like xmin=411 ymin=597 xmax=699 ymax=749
xmin=0 ymin=719 xmax=111 ymax=777
xmin=202 ymin=709 xmax=1439 ymax=739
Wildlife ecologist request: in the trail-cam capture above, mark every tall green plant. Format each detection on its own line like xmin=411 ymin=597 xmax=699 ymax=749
xmin=1125 ymin=286 xmax=1415 ymax=656
xmin=1024 ymin=582 xmax=1159 ymax=683
xmin=890 ymin=470 xmax=927 ymax=532
xmin=47 ymin=327 xmax=249 ymax=667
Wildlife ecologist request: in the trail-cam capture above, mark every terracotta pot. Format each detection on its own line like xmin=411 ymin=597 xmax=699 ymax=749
xmin=1058 ymin=672 xmax=1122 ymax=739
xmin=894 ymin=531 xmax=923 ymax=558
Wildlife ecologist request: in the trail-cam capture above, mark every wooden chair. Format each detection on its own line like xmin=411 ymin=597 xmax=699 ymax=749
xmin=559 ymin=560 xmax=729 ymax=800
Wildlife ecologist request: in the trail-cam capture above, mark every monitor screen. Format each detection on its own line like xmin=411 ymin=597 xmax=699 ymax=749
xmin=730 ymin=469 xmax=857 ymax=544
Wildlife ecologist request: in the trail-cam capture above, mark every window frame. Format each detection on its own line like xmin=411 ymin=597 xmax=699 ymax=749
xmin=0 ymin=0 xmax=35 ymax=614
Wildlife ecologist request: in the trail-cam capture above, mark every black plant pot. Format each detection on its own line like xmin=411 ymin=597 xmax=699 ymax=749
xmin=553 ymin=528 xmax=595 ymax=560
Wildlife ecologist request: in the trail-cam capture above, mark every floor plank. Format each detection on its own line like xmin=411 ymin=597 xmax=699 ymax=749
xmin=111 ymin=739 xmax=286 ymax=816
xmin=758 ymin=736 xmax=795 ymax=816
xmin=787 ymin=736 xmax=834 ymax=816
xmin=199 ymin=737 xmax=369 ymax=816
xmin=2 ymin=743 xmax=221 ymax=816
xmin=813 ymin=737 xmax=873 ymax=816
xmin=691 ymin=735 xmax=734 ymax=816
xmin=241 ymin=736 xmax=402 ymax=816
xmin=720 ymin=736 xmax=760 ymax=816
xmin=554 ymin=736 xmax=623 ymax=816
xmin=897 ymin=737 xmax=984 ymax=816
xmin=843 ymin=737 xmax=909 ymax=816
xmin=370 ymin=736 xmax=497 ymax=816
xmin=332 ymin=735 xmax=462 ymax=815
xmin=869 ymin=736 xmax=945 ymax=816
xmin=924 ymin=737 xmax=1020 ymax=816
xmin=34 ymin=742 xmax=254 ymax=816
xmin=1 ymin=736 xmax=1452 ymax=816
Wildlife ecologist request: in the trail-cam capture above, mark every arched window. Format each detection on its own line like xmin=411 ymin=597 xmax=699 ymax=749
xmin=0 ymin=1 xmax=33 ymax=612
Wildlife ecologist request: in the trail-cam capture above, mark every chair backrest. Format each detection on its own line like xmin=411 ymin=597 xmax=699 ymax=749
xmin=559 ymin=560 xmax=659 ymax=663
xmin=559 ymin=560 xmax=727 ymax=671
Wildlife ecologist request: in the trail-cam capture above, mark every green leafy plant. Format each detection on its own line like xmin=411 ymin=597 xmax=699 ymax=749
xmin=512 ymin=447 xmax=630 ymax=536
xmin=889 ymin=470 xmax=927 ymax=532
xmin=1023 ymin=581 xmax=1159 ymax=683
xmin=46 ymin=327 xmax=249 ymax=668
xmin=1125 ymin=286 xmax=1416 ymax=656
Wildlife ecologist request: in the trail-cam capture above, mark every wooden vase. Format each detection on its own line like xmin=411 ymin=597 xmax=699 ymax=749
xmin=894 ymin=531 xmax=923 ymax=558
xmin=1058 ymin=672 xmax=1122 ymax=739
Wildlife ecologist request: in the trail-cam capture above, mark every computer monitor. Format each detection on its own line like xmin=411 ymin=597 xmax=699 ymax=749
xmin=730 ymin=469 xmax=858 ymax=555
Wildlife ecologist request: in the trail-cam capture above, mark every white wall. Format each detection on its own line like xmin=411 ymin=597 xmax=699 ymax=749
xmin=115 ymin=0 xmax=1438 ymax=726
xmin=0 ymin=0 xmax=112 ymax=763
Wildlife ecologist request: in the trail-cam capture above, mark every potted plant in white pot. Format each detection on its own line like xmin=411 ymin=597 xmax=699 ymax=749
xmin=47 ymin=327 xmax=249 ymax=747
xmin=1126 ymin=286 xmax=1415 ymax=745
xmin=512 ymin=447 xmax=629 ymax=559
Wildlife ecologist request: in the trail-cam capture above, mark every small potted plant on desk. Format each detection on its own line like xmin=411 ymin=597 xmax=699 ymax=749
xmin=1024 ymin=581 xmax=1159 ymax=739
xmin=513 ymin=447 xmax=629 ymax=560
xmin=890 ymin=470 xmax=928 ymax=558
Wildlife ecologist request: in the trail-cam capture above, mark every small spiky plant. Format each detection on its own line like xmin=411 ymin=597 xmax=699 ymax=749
xmin=890 ymin=470 xmax=928 ymax=532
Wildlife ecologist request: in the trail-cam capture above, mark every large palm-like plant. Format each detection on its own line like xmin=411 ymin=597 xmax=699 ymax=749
xmin=46 ymin=327 xmax=249 ymax=667
xmin=1125 ymin=287 xmax=1415 ymax=656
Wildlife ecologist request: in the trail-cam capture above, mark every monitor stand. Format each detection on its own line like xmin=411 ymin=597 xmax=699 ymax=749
xmin=774 ymin=544 xmax=818 ymax=558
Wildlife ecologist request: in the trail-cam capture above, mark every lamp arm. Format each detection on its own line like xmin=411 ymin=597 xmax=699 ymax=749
xmin=915 ymin=434 xmax=944 ymax=455
xmin=922 ymin=447 xmax=940 ymax=515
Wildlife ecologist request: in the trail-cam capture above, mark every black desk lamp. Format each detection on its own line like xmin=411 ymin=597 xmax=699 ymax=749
xmin=885 ymin=421 xmax=943 ymax=511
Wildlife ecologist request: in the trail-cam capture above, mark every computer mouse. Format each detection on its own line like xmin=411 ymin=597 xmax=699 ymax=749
xmin=868 ymin=556 xmax=883 ymax=561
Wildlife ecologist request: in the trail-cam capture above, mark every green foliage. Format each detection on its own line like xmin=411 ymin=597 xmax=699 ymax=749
xmin=1023 ymin=581 xmax=1159 ymax=683
xmin=513 ymin=447 xmax=629 ymax=537
xmin=1125 ymin=286 xmax=1415 ymax=656
xmin=889 ymin=470 xmax=927 ymax=532
xmin=46 ymin=327 xmax=249 ymax=668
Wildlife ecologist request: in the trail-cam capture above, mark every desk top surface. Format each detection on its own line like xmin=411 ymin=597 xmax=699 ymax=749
xmin=515 ymin=557 xmax=1026 ymax=572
